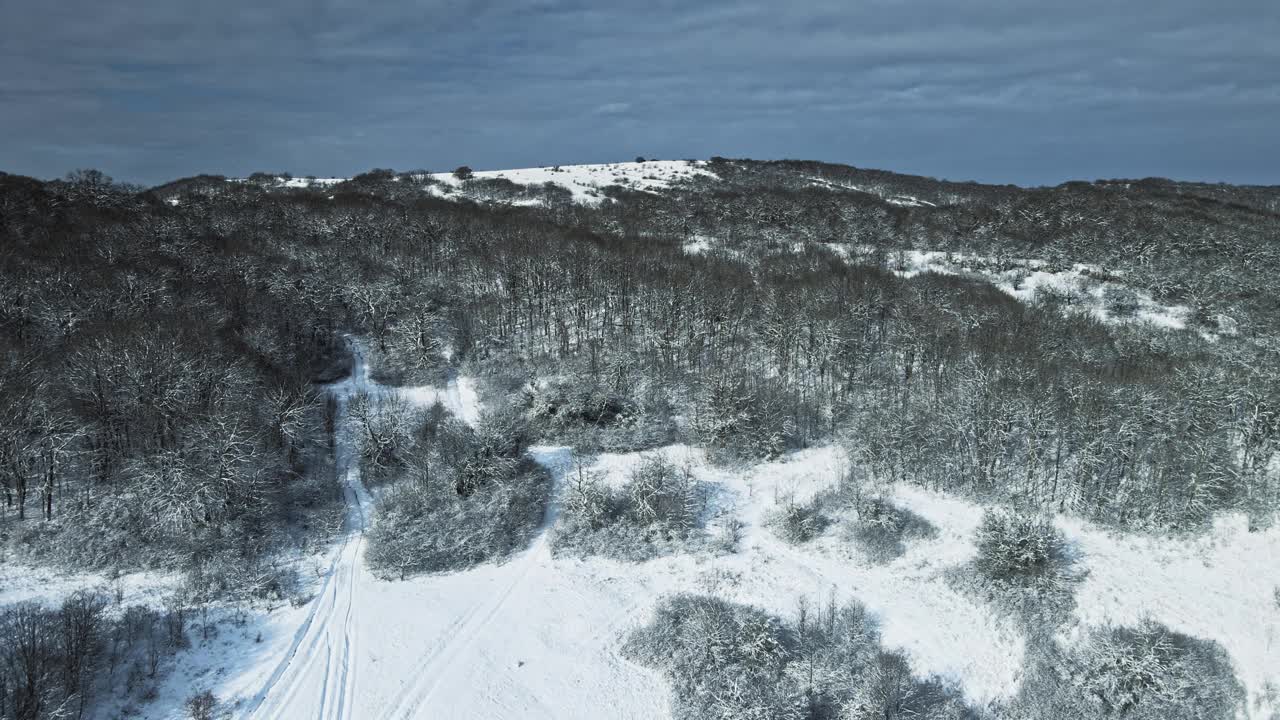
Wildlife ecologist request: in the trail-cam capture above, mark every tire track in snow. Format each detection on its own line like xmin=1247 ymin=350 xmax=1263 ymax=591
xmin=247 ymin=340 xmax=371 ymax=720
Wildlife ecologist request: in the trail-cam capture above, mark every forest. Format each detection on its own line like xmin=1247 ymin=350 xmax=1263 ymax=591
xmin=1 ymin=159 xmax=1278 ymax=718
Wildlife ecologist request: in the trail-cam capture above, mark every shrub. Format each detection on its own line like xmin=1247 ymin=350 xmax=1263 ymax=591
xmin=628 ymin=455 xmax=701 ymax=529
xmin=453 ymin=165 xmax=474 ymax=180
xmin=714 ymin=516 xmax=744 ymax=553
xmin=365 ymin=411 xmax=550 ymax=577
xmin=366 ymin=456 xmax=549 ymax=577
xmin=973 ymin=511 xmax=1067 ymax=583
xmin=1 ymin=594 xmax=194 ymax=720
xmin=694 ymin=375 xmax=796 ymax=460
xmin=1011 ymin=621 xmax=1244 ymax=720
xmin=523 ymin=375 xmax=675 ymax=453
xmin=624 ymin=594 xmax=802 ymax=720
xmin=187 ymin=690 xmax=218 ymax=720
xmin=964 ymin=510 xmax=1078 ymax=626
xmin=845 ymin=492 xmax=937 ymax=562
xmin=552 ymin=454 xmax=704 ymax=560
xmin=1102 ymin=285 xmax=1142 ymax=319
xmin=768 ymin=497 xmax=831 ymax=544
xmin=348 ymin=391 xmax=422 ymax=486
xmin=625 ymin=594 xmax=971 ymax=720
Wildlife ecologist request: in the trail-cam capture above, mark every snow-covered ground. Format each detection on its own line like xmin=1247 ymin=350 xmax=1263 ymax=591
xmin=281 ymin=177 xmax=345 ymax=188
xmin=818 ymin=245 xmax=1196 ymax=331
xmin=399 ymin=373 xmax=481 ymax=427
xmin=428 ymin=160 xmax=716 ymax=205
xmin=809 ymin=176 xmax=938 ymax=207
xmin=228 ymin=161 xmax=717 ymax=206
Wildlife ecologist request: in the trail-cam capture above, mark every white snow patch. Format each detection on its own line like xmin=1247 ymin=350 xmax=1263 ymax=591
xmin=809 ymin=177 xmax=938 ymax=207
xmin=281 ymin=177 xmax=345 ymax=188
xmin=682 ymin=234 xmax=714 ymax=254
xmin=398 ymin=373 xmax=482 ymax=426
xmin=431 ymin=161 xmax=717 ymax=206
xmin=851 ymin=247 xmax=1193 ymax=331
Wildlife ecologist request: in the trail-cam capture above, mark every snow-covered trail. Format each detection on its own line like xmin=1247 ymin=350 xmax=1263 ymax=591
xmin=246 ymin=340 xmax=378 ymax=720
xmin=238 ymin=344 xmax=667 ymax=719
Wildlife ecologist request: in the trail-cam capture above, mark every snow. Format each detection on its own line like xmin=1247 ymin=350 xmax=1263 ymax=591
xmin=430 ymin=161 xmax=717 ymax=206
xmin=809 ymin=177 xmax=938 ymax=207
xmin=682 ymin=234 xmax=714 ymax=255
xmin=870 ymin=248 xmax=1193 ymax=331
xmin=281 ymin=177 xmax=345 ymax=188
xmin=584 ymin=445 xmax=1026 ymax=708
xmin=0 ymin=553 xmax=325 ymax=719
xmin=0 ymin=565 xmax=179 ymax=608
xmin=232 ymin=345 xmax=669 ymax=719
xmin=398 ymin=372 xmax=481 ymax=426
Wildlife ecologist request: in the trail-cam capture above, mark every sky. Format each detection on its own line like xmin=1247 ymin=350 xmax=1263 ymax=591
xmin=1 ymin=0 xmax=1277 ymax=187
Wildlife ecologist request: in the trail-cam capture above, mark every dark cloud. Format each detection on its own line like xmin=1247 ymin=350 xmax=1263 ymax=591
xmin=1 ymin=0 xmax=1276 ymax=185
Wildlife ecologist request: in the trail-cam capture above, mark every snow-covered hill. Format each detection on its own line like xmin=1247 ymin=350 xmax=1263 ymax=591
xmin=236 ymin=160 xmax=717 ymax=207
xmin=428 ymin=160 xmax=717 ymax=205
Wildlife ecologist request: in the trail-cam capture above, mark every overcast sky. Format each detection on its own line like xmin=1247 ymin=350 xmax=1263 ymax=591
xmin=2 ymin=0 xmax=1277 ymax=187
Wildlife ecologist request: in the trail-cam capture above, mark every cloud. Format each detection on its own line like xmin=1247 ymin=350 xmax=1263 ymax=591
xmin=1 ymin=0 xmax=1276 ymax=185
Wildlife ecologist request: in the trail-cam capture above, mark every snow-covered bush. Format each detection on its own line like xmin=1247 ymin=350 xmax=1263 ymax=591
xmin=767 ymin=497 xmax=831 ymax=544
xmin=962 ymin=510 xmax=1078 ymax=625
xmin=973 ymin=510 xmax=1067 ymax=583
xmin=366 ymin=456 xmax=550 ymax=577
xmin=625 ymin=593 xmax=970 ymax=720
xmin=1010 ymin=621 xmax=1244 ymax=720
xmin=186 ymin=689 xmax=218 ymax=720
xmin=1102 ymin=285 xmax=1142 ymax=319
xmin=365 ymin=411 xmax=550 ymax=577
xmin=523 ymin=375 xmax=675 ymax=453
xmin=628 ymin=454 xmax=702 ymax=529
xmin=552 ymin=454 xmax=705 ymax=561
xmin=624 ymin=594 xmax=802 ymax=720
xmin=369 ymin=308 xmax=449 ymax=385
xmin=714 ymin=516 xmax=744 ymax=553
xmin=844 ymin=492 xmax=936 ymax=562
xmin=348 ymin=391 xmax=423 ymax=486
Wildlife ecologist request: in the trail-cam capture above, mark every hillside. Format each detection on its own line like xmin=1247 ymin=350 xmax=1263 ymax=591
xmin=2 ymin=159 xmax=1278 ymax=720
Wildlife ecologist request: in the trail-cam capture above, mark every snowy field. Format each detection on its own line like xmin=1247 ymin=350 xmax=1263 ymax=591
xmin=881 ymin=249 xmax=1192 ymax=329
xmin=427 ymin=160 xmax=717 ymax=205
xmin=813 ymin=244 xmax=1203 ymax=332
xmin=684 ymin=238 xmax=1206 ymax=334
